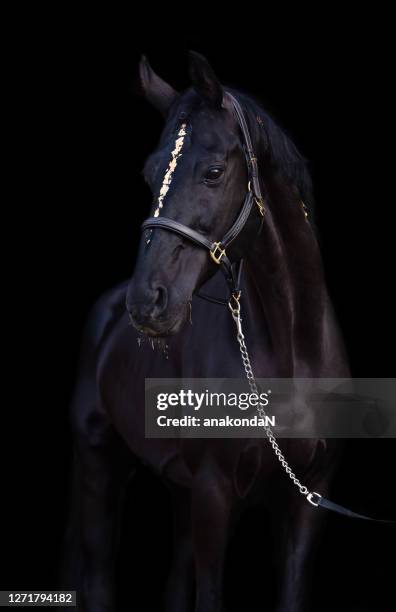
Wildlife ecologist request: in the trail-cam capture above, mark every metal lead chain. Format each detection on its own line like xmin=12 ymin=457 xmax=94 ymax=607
xmin=228 ymin=293 xmax=313 ymax=501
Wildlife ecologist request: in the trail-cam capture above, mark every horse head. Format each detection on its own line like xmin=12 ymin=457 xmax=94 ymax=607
xmin=126 ymin=52 xmax=261 ymax=337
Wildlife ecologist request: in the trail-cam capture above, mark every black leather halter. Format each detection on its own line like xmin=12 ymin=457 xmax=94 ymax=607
xmin=141 ymin=92 xmax=265 ymax=301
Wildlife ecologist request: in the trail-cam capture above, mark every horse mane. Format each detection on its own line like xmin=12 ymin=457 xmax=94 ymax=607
xmin=227 ymin=88 xmax=315 ymax=218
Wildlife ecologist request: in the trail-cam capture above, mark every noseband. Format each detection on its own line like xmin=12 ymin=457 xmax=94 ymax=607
xmin=141 ymin=92 xmax=265 ymax=301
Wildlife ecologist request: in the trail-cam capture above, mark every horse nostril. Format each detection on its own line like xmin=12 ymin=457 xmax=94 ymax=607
xmin=152 ymin=284 xmax=168 ymax=314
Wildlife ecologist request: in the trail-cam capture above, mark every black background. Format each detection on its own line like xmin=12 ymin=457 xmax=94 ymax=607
xmin=3 ymin=13 xmax=395 ymax=612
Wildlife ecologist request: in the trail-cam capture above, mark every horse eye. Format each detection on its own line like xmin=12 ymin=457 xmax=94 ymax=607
xmin=205 ymin=167 xmax=224 ymax=182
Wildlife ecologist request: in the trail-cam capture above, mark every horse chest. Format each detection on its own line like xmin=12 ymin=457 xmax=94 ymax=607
xmin=97 ymin=298 xmax=275 ymax=476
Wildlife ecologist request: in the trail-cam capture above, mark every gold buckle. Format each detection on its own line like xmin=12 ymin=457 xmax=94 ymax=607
xmin=210 ymin=242 xmax=226 ymax=264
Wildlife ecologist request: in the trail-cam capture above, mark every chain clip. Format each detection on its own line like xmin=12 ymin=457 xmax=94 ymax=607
xmin=228 ymin=292 xmax=243 ymax=337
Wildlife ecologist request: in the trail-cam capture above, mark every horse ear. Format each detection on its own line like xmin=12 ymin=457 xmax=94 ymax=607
xmin=189 ymin=51 xmax=224 ymax=108
xmin=139 ymin=55 xmax=178 ymax=116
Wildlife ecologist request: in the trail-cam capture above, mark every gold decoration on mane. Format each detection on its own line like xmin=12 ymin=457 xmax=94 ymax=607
xmin=153 ymin=123 xmax=187 ymax=218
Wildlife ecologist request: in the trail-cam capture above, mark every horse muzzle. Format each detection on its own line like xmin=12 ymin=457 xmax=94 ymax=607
xmin=126 ymin=283 xmax=187 ymax=337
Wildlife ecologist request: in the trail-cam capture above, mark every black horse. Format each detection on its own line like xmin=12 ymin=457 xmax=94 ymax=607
xmin=63 ymin=52 xmax=349 ymax=612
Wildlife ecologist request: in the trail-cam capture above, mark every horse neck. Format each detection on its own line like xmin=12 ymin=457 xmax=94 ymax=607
xmin=245 ymin=179 xmax=336 ymax=376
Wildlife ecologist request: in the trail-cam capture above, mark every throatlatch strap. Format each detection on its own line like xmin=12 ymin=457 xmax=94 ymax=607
xmin=197 ymin=260 xmax=244 ymax=306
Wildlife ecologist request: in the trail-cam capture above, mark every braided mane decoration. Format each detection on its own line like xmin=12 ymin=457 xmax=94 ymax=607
xmin=154 ymin=123 xmax=187 ymax=218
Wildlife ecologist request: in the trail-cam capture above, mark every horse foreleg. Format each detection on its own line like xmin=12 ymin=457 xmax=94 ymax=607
xmin=192 ymin=461 xmax=233 ymax=612
xmin=164 ymin=488 xmax=194 ymax=612
xmin=74 ymin=423 xmax=132 ymax=612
